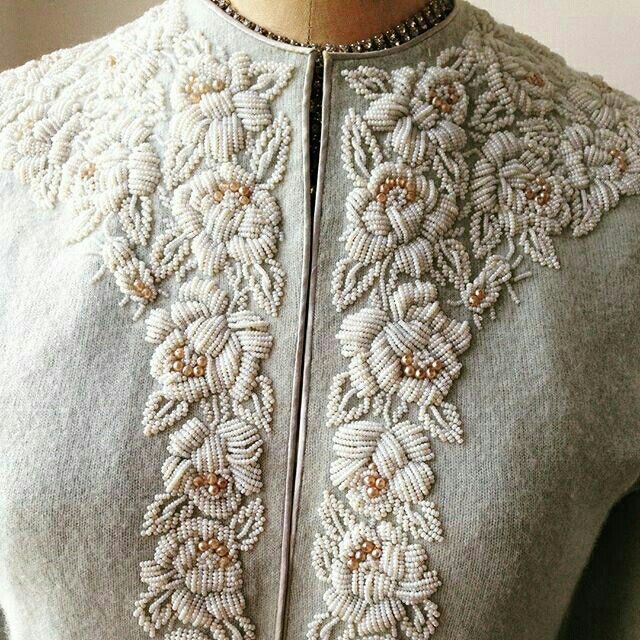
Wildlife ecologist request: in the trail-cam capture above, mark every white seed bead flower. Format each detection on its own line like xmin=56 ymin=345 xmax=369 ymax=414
xmin=560 ymin=124 xmax=640 ymax=236
xmin=362 ymin=66 xmax=468 ymax=164
xmin=337 ymin=282 xmax=471 ymax=407
xmin=174 ymin=164 xmax=281 ymax=276
xmin=343 ymin=162 xmax=454 ymax=268
xmin=137 ymin=517 xmax=244 ymax=630
xmin=162 ymin=417 xmax=263 ymax=521
xmin=567 ymin=77 xmax=640 ymax=131
xmin=470 ymin=130 xmax=572 ymax=267
xmin=0 ymin=103 xmax=82 ymax=208
xmin=170 ymin=53 xmax=290 ymax=164
xmin=321 ymin=520 xmax=440 ymax=636
xmin=61 ymin=117 xmax=161 ymax=244
xmin=146 ymin=277 xmax=272 ymax=404
xmin=331 ymin=420 xmax=434 ymax=520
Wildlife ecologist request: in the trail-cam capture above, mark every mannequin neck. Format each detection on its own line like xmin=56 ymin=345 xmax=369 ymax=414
xmin=228 ymin=0 xmax=429 ymax=45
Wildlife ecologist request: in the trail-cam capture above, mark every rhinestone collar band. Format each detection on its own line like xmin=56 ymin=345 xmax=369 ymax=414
xmin=208 ymin=0 xmax=456 ymax=53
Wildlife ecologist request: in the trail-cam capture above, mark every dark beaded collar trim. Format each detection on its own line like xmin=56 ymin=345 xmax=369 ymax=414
xmin=208 ymin=0 xmax=456 ymax=53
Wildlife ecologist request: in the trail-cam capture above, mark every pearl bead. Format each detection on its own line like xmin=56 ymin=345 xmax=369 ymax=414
xmin=216 ymin=545 xmax=229 ymax=557
xmin=172 ymin=360 xmax=184 ymax=372
xmin=371 ymin=548 xmax=382 ymax=560
xmin=197 ymin=541 xmax=209 ymax=552
xmin=347 ymin=558 xmax=359 ymax=571
xmin=183 ymin=364 xmax=193 ymax=377
xmin=208 ymin=538 xmax=220 ymax=550
xmin=229 ymin=181 xmax=240 ymax=192
xmin=361 ymin=541 xmax=374 ymax=553
xmin=404 ymin=365 xmax=416 ymax=377
xmin=401 ymin=353 xmax=413 ymax=366
xmin=193 ymin=365 xmax=205 ymax=377
xmin=415 ymin=367 xmax=427 ymax=379
xmin=174 ymin=347 xmax=185 ymax=359
xmin=375 ymin=477 xmax=388 ymax=490
xmin=196 ymin=355 xmax=207 ymax=367
xmin=366 ymin=486 xmax=380 ymax=498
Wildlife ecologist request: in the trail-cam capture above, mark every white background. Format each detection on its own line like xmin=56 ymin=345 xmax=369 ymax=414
xmin=0 ymin=0 xmax=639 ymax=97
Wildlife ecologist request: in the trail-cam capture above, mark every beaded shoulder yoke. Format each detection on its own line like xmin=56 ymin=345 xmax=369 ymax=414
xmin=0 ymin=2 xmax=639 ymax=640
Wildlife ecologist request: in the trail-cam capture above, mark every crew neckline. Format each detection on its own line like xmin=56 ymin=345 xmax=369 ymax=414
xmin=185 ymin=0 xmax=462 ymax=60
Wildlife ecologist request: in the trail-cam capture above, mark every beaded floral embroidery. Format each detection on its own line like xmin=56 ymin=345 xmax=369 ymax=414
xmin=309 ymin=8 xmax=640 ymax=640
xmin=0 ymin=2 xmax=292 ymax=639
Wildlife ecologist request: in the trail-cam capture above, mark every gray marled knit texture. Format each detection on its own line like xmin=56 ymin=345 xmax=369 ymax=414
xmin=0 ymin=1 xmax=639 ymax=639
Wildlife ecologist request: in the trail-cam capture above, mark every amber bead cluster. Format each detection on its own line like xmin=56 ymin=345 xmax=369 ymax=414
xmin=527 ymin=72 xmax=545 ymax=87
xmin=213 ymin=180 xmax=253 ymax=206
xmin=428 ymin=83 xmax=461 ymax=114
xmin=184 ymin=73 xmax=226 ymax=103
xmin=193 ymin=471 xmax=229 ymax=496
xmin=170 ymin=345 xmax=208 ymax=378
xmin=467 ymin=287 xmax=487 ymax=308
xmin=610 ymin=148 xmax=628 ymax=173
xmin=196 ymin=536 xmax=232 ymax=567
xmin=346 ymin=539 xmax=382 ymax=571
xmin=525 ymin=176 xmax=551 ymax=205
xmin=132 ymin=278 xmax=154 ymax=301
xmin=362 ymin=463 xmax=389 ymax=499
xmin=401 ymin=351 xmax=443 ymax=381
xmin=376 ymin=176 xmax=417 ymax=204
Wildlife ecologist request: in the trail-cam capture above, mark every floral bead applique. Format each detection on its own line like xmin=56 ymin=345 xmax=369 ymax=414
xmin=0 ymin=2 xmax=293 ymax=639
xmin=309 ymin=6 xmax=640 ymax=640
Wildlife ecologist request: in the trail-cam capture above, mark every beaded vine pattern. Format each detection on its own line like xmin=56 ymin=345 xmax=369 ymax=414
xmin=308 ymin=8 xmax=640 ymax=640
xmin=0 ymin=2 xmax=294 ymax=639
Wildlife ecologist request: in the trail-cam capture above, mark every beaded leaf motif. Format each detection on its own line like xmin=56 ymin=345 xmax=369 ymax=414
xmin=0 ymin=2 xmax=293 ymax=639
xmin=309 ymin=7 xmax=640 ymax=640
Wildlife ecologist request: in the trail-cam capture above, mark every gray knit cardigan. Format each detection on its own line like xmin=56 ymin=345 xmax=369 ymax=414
xmin=0 ymin=1 xmax=639 ymax=639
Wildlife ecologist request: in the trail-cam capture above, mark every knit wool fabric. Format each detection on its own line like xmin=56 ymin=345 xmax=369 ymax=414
xmin=0 ymin=1 xmax=639 ymax=640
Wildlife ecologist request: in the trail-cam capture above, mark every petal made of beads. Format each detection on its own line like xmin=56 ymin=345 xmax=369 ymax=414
xmin=186 ymin=315 xmax=231 ymax=358
xmin=143 ymin=390 xmax=191 ymax=436
xmin=343 ymin=67 xmax=393 ymax=100
xmin=134 ymin=589 xmax=176 ymax=636
xmin=230 ymin=498 xmax=265 ymax=552
xmin=141 ymin=492 xmax=195 ymax=537
xmin=333 ymin=421 xmax=384 ymax=460
xmin=422 ymin=402 xmax=464 ymax=445
xmin=357 ymin=600 xmax=405 ymax=635
xmin=332 ymin=257 xmax=382 ymax=312
xmin=364 ymin=94 xmax=410 ymax=132
xmin=167 ymin=418 xmax=210 ymax=458
xmin=165 ymin=629 xmax=211 ymax=640
xmin=397 ymin=502 xmax=443 ymax=544
xmin=249 ymin=112 xmax=291 ymax=187
xmin=172 ymin=588 xmax=214 ymax=629
xmin=337 ymin=307 xmax=388 ymax=357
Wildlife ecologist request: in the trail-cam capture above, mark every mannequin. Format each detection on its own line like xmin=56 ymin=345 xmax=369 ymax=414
xmin=229 ymin=0 xmax=428 ymax=45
